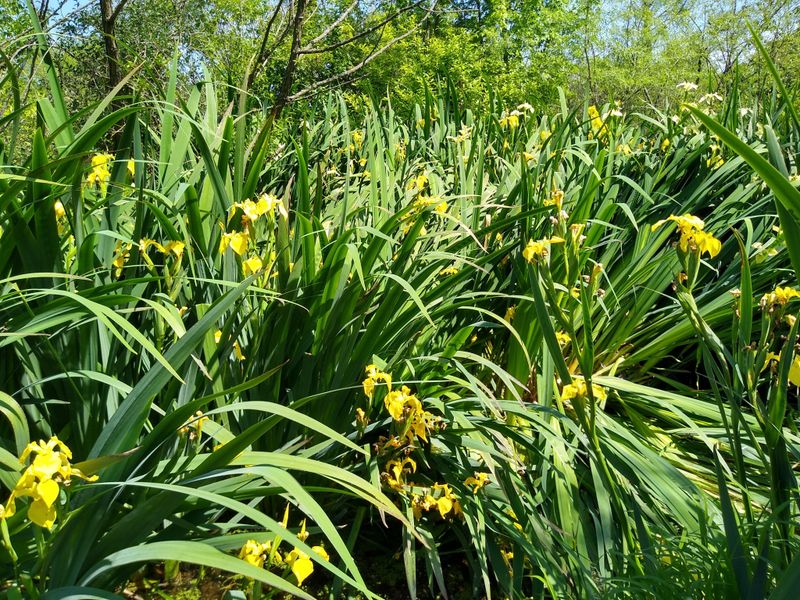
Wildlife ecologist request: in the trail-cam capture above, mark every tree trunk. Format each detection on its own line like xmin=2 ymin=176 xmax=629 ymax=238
xmin=269 ymin=0 xmax=307 ymax=123
xmin=100 ymin=0 xmax=121 ymax=93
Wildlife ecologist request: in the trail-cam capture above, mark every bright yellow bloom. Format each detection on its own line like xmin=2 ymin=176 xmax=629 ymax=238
xmin=410 ymin=484 xmax=460 ymax=519
xmin=2 ymin=436 xmax=97 ymax=529
xmin=381 ymin=383 xmax=439 ymax=443
xmin=238 ymin=539 xmax=282 ymax=569
xmin=660 ymin=138 xmax=671 ymax=152
xmin=763 ymin=352 xmax=800 ymax=386
xmin=588 ymin=105 xmax=608 ymax=141
xmin=54 ymin=200 xmax=66 ymax=219
xmin=352 ymin=130 xmax=364 ymax=147
xmin=297 ymin=518 xmax=309 ymax=542
xmin=499 ymin=113 xmax=520 ymax=129
xmin=139 ymin=239 xmax=185 ymax=265
xmin=691 ymin=230 xmax=722 ymax=257
xmin=561 ymin=376 xmax=607 ymax=402
xmin=384 ymin=456 xmax=416 ymax=491
xmin=439 ymin=266 xmax=459 ymax=277
xmin=616 ymin=143 xmax=632 ymax=156
xmin=259 ymin=193 xmax=288 ymax=219
xmin=86 ymin=153 xmax=114 ymax=193
xmin=363 ymin=364 xmax=392 ymax=399
xmin=407 ymin=400 xmax=438 ymax=443
xmin=556 ymin=331 xmax=571 ymax=346
xmin=384 ymin=385 xmax=413 ymax=421
xmin=522 ymin=237 xmax=565 ymax=263
xmin=761 ymin=286 xmax=800 ymax=308
xmin=285 ymin=548 xmax=314 ymax=586
xmin=543 ymin=189 xmax=564 ymax=210
xmin=651 ymin=214 xmax=721 ymax=258
xmin=231 ymin=199 xmax=263 ymax=223
xmin=284 ymin=543 xmax=329 ymax=586
xmin=239 ymin=539 xmax=266 ymax=568
xmin=407 ymin=173 xmax=428 ymax=192
xmin=219 ymin=230 xmax=249 ymax=256
xmin=432 ymin=483 xmax=459 ymax=518
xmin=504 ymin=305 xmax=516 ymax=322
xmin=127 ymin=159 xmax=135 ymax=178
xmin=434 ymin=201 xmax=448 ymax=215
xmin=162 ymin=241 xmax=185 ymax=259
xmin=112 ymin=242 xmax=132 ymax=277
xmin=242 ymin=256 xmax=263 ymax=276
xmin=464 ymin=472 xmax=490 ymax=493
xmin=652 ymin=214 xmax=704 ymax=234
xmin=311 ymin=545 xmax=330 ymax=562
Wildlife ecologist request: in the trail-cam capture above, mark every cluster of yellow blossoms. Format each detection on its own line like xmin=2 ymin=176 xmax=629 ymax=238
xmin=380 ymin=456 xmax=463 ymax=519
xmin=220 ymin=194 xmax=285 ymax=277
xmin=587 ymin=105 xmax=609 ymax=141
xmin=363 ymin=365 xmax=441 ymax=445
xmin=383 ymin=385 xmax=441 ymax=444
xmin=499 ymin=111 xmax=522 ymax=129
xmin=228 ymin=194 xmax=285 ymax=226
xmin=85 ymin=153 xmax=135 ymax=195
xmin=439 ymin=266 xmax=460 ymax=277
xmin=363 ymin=366 xmax=491 ymax=522
xmin=1 ymin=437 xmax=96 ymax=529
xmin=761 ymin=286 xmax=800 ymax=309
xmin=651 ymin=214 xmax=721 ymax=258
xmin=561 ymin=376 xmax=607 ymax=402
xmin=410 ymin=483 xmax=461 ymax=520
xmin=238 ymin=510 xmax=330 ymax=587
xmin=362 ymin=364 xmax=392 ymax=399
xmin=138 ymin=238 xmax=185 ymax=271
xmin=707 ymin=143 xmax=725 ymax=170
xmin=400 ymin=171 xmax=449 ymax=235
xmin=522 ymin=236 xmax=564 ymax=263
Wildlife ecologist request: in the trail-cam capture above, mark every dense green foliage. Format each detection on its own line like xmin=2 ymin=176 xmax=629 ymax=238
xmin=3 ymin=0 xmax=800 ymax=120
xmin=2 ymin=5 xmax=800 ymax=599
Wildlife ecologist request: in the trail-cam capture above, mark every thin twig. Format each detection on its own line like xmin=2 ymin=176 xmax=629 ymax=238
xmin=299 ymin=0 xmax=424 ymax=55
xmin=304 ymin=0 xmax=358 ymax=47
xmin=288 ymin=5 xmax=433 ymax=102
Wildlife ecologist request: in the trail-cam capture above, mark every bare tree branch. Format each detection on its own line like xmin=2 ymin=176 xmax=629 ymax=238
xmin=111 ymin=0 xmax=132 ymax=23
xmin=304 ymin=0 xmax=358 ymax=47
xmin=268 ymin=0 xmax=307 ymax=120
xmin=288 ymin=7 xmax=432 ymax=102
xmin=247 ymin=0 xmax=286 ymax=88
xmin=299 ymin=0 xmax=424 ymax=55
